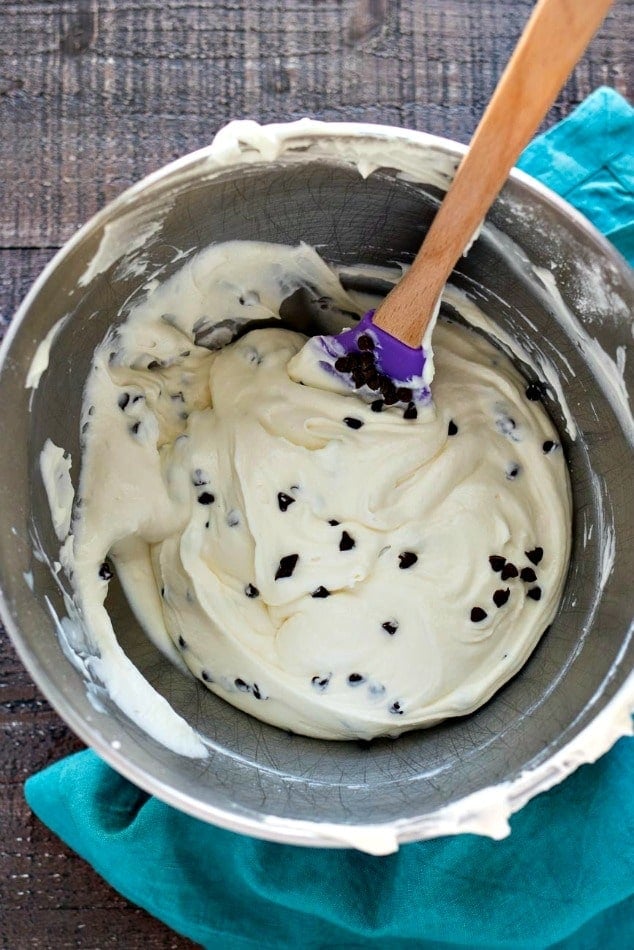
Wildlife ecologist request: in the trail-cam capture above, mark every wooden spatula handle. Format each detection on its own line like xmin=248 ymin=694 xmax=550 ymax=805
xmin=373 ymin=0 xmax=614 ymax=348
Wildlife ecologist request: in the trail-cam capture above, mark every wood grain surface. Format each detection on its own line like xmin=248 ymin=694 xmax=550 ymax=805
xmin=0 ymin=1 xmax=631 ymax=947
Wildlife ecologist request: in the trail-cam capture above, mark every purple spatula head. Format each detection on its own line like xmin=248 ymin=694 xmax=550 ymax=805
xmin=314 ymin=310 xmax=430 ymax=408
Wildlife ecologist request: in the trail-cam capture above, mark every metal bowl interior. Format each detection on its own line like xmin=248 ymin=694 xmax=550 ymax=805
xmin=0 ymin=127 xmax=632 ymax=847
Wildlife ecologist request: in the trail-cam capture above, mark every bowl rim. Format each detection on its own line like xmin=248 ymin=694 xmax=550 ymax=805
xmin=1 ymin=118 xmax=633 ymax=853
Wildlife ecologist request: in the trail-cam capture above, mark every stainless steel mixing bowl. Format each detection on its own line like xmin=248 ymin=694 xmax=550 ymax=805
xmin=1 ymin=123 xmax=632 ymax=851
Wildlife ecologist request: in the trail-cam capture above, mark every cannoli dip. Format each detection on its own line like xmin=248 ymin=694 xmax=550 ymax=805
xmin=63 ymin=241 xmax=572 ymax=741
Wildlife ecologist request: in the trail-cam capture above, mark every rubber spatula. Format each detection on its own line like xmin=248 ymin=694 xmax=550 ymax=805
xmin=319 ymin=0 xmax=614 ymax=407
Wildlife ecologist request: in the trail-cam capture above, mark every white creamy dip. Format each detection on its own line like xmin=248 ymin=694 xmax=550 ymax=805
xmin=56 ymin=240 xmax=572 ymax=740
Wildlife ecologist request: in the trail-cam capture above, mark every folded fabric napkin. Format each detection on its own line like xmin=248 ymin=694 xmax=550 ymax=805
xmin=25 ymin=88 xmax=634 ymax=950
xmin=517 ymin=86 xmax=634 ymax=266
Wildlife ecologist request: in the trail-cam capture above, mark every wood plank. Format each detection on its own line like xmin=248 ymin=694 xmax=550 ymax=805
xmin=0 ymin=0 xmax=630 ymax=247
xmin=0 ymin=249 xmax=58 ymax=339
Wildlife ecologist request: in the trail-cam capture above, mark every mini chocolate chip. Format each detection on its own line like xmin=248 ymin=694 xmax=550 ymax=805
xmin=343 ymin=417 xmax=364 ymax=429
xmin=389 ymin=701 xmax=404 ymax=715
xmin=347 ymin=673 xmax=365 ymax=685
xmin=118 ymin=392 xmax=130 ymax=410
xmin=160 ymin=586 xmax=165 ymax=598
xmin=98 ymin=561 xmax=113 ymax=581
xmin=192 ymin=469 xmax=208 ymax=487
xmin=525 ymin=547 xmax=544 ymax=565
xmin=382 ymin=620 xmax=398 ymax=635
xmin=506 ymin=463 xmax=521 ymax=480
xmin=383 ymin=388 xmax=398 ymax=405
xmin=351 ymin=368 xmax=367 ymax=388
xmin=448 ymin=420 xmax=458 ymax=436
xmin=245 ymin=583 xmax=259 ymax=598
xmin=205 ymin=520 xmax=210 ymax=529
xmin=339 ymin=530 xmax=356 ymax=551
xmin=311 ymin=674 xmax=331 ymax=691
xmin=275 ymin=553 xmax=299 ymax=580
xmin=242 ymin=340 xmax=264 ymax=365
xmin=235 ymin=678 xmax=250 ymax=691
xmin=501 ymin=562 xmax=519 ymax=580
xmin=398 ymin=551 xmax=418 ymax=569
xmin=277 ymin=491 xmax=295 ymax=511
xmin=493 ymin=588 xmax=510 ymax=608
xmin=543 ymin=440 xmax=557 ymax=454
xmin=328 ymin=519 xmax=340 ymax=526
xmin=403 ymin=402 xmax=418 ymax=420
xmin=130 ymin=421 xmax=141 ymax=435
xmin=198 ymin=491 xmax=215 ymax=505
xmin=132 ymin=394 xmax=144 ymax=403
xmin=525 ymin=382 xmax=544 ymax=401
xmin=366 ymin=372 xmax=381 ymax=391
xmin=335 ymin=356 xmax=352 ymax=373
xmin=311 ymin=586 xmax=331 ymax=598
xmin=178 ymin=635 xmax=187 ymax=649
xmin=357 ymin=334 xmax=374 ymax=351
xmin=527 ymin=586 xmax=542 ymax=601
xmin=471 ymin=606 xmax=487 ymax=622
xmin=520 ymin=567 xmax=537 ymax=583
xmin=201 ymin=670 xmax=212 ymax=682
xmin=252 ymin=684 xmax=263 ymax=700
xmin=396 ymin=387 xmax=412 ymax=402
xmin=227 ymin=510 xmax=240 ymax=527
xmin=489 ymin=555 xmax=506 ymax=573
xmin=371 ymin=400 xmax=384 ymax=412
xmin=147 ymin=360 xmax=160 ymax=370
xmin=359 ymin=352 xmax=374 ymax=370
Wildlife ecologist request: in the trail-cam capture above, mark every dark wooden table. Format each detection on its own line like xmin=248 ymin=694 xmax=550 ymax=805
xmin=1 ymin=1 xmax=631 ymax=946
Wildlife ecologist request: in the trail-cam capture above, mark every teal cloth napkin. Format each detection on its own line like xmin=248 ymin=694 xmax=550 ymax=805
xmin=517 ymin=86 xmax=634 ymax=265
xmin=25 ymin=88 xmax=634 ymax=950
